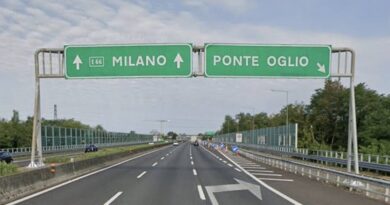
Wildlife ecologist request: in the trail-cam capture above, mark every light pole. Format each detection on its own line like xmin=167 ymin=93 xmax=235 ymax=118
xmin=147 ymin=120 xmax=170 ymax=140
xmin=271 ymin=89 xmax=289 ymax=146
xmin=159 ymin=120 xmax=169 ymax=139
xmin=242 ymin=107 xmax=256 ymax=144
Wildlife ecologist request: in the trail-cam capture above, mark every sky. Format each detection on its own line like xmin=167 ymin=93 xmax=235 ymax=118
xmin=0 ymin=0 xmax=389 ymax=135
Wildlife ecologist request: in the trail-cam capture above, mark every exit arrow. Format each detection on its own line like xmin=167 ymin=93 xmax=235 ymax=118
xmin=73 ymin=55 xmax=82 ymax=70
xmin=174 ymin=53 xmax=183 ymax=69
xmin=205 ymin=178 xmax=262 ymax=205
xmin=316 ymin=62 xmax=326 ymax=73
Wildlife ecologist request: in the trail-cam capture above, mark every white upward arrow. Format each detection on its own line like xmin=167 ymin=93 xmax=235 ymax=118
xmin=316 ymin=62 xmax=326 ymax=73
xmin=205 ymin=178 xmax=262 ymax=205
xmin=174 ymin=53 xmax=183 ymax=69
xmin=73 ymin=55 xmax=82 ymax=70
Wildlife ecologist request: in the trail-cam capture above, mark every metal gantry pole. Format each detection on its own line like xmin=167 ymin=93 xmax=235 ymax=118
xmin=286 ymin=91 xmax=289 ymax=147
xmin=347 ymin=92 xmax=353 ymax=172
xmin=349 ymin=49 xmax=360 ymax=174
xmin=332 ymin=48 xmax=359 ymax=174
xmin=270 ymin=89 xmax=289 ymax=146
xmin=28 ymin=50 xmax=44 ymax=168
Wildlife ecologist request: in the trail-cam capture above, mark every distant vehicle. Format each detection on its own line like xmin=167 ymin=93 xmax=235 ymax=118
xmin=193 ymin=141 xmax=199 ymax=146
xmin=85 ymin=144 xmax=98 ymax=153
xmin=0 ymin=151 xmax=13 ymax=164
xmin=190 ymin=136 xmax=197 ymax=143
xmin=173 ymin=141 xmax=179 ymax=146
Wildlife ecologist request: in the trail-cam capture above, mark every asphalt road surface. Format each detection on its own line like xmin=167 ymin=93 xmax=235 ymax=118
xmin=8 ymin=142 xmax=385 ymax=205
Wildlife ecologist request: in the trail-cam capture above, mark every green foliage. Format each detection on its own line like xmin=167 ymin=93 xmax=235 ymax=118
xmin=167 ymin=131 xmax=178 ymax=140
xmin=218 ymin=80 xmax=390 ymax=154
xmin=0 ymin=114 xmax=103 ymax=149
xmin=0 ymin=162 xmax=18 ymax=176
xmin=44 ymin=156 xmax=71 ymax=164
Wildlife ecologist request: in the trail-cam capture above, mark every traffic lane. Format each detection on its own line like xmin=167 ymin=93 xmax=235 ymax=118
xmin=194 ymin=145 xmax=298 ymax=205
xmin=14 ymin=145 xmax=175 ymax=205
xmin=220 ymin=149 xmax=385 ymax=205
xmin=241 ymin=159 xmax=385 ymax=205
xmin=114 ymin=142 xmax=204 ymax=205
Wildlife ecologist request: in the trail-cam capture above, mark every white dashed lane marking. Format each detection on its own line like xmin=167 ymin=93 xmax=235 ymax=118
xmin=137 ymin=171 xmax=147 ymax=179
xmin=197 ymin=185 xmax=206 ymax=200
xmin=104 ymin=191 xmax=123 ymax=205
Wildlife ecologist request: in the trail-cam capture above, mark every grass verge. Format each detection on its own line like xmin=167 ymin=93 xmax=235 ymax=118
xmin=0 ymin=162 xmax=18 ymax=176
xmin=43 ymin=143 xmax=167 ymax=164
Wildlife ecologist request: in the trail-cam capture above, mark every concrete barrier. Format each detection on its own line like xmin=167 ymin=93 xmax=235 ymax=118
xmin=0 ymin=143 xmax=168 ymax=204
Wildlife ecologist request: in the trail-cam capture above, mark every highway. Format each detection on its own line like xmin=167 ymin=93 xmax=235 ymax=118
xmin=8 ymin=142 xmax=384 ymax=205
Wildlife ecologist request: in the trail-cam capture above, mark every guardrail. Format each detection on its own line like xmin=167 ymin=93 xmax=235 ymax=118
xmin=312 ymin=149 xmax=390 ymax=166
xmin=237 ymin=148 xmax=390 ymax=203
xmin=221 ymin=142 xmax=390 ymax=173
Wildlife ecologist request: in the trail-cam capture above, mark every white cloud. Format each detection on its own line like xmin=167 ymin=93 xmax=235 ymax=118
xmin=0 ymin=0 xmax=389 ymax=134
xmin=183 ymin=0 xmax=255 ymax=14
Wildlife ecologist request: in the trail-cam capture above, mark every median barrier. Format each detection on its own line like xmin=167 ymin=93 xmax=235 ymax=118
xmin=0 ymin=143 xmax=168 ymax=204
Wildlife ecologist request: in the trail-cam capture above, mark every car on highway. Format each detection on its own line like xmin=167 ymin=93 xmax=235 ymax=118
xmin=193 ymin=141 xmax=199 ymax=146
xmin=0 ymin=151 xmax=13 ymax=164
xmin=85 ymin=144 xmax=98 ymax=153
xmin=173 ymin=141 xmax=179 ymax=146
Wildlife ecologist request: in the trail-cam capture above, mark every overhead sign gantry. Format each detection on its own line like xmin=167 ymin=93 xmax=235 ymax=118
xmin=29 ymin=43 xmax=359 ymax=175
xmin=65 ymin=44 xmax=193 ymax=78
xmin=204 ymin=44 xmax=331 ymax=78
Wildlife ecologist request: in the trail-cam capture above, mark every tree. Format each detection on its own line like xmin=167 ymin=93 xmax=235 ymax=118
xmin=167 ymin=131 xmax=178 ymax=140
xmin=253 ymin=112 xmax=271 ymax=129
xmin=95 ymin=124 xmax=105 ymax=131
xmin=220 ymin=115 xmax=237 ymax=133
xmin=236 ymin=112 xmax=253 ymax=132
xmin=307 ymin=80 xmax=348 ymax=149
xmin=215 ymin=80 xmax=390 ymax=154
xmin=11 ymin=110 xmax=19 ymax=123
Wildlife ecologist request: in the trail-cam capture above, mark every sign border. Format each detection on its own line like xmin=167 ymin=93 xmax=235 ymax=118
xmin=64 ymin=43 xmax=193 ymax=79
xmin=204 ymin=43 xmax=332 ymax=79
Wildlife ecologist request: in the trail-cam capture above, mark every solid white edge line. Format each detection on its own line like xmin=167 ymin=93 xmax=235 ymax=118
xmin=251 ymin=173 xmax=282 ymax=177
xmin=197 ymin=185 xmax=206 ymax=200
xmin=243 ymin=167 xmax=266 ymax=170
xmin=104 ymin=191 xmax=123 ymax=205
xmin=6 ymin=146 xmax=169 ymax=205
xmin=193 ymin=169 xmax=197 ymax=176
xmin=257 ymin=178 xmax=294 ymax=182
xmin=217 ymin=149 xmax=302 ymax=205
xmin=137 ymin=171 xmax=147 ymax=179
xmin=249 ymin=170 xmax=274 ymax=173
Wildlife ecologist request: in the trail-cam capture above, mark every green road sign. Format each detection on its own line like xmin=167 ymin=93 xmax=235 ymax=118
xmin=205 ymin=44 xmax=331 ymax=78
xmin=65 ymin=44 xmax=192 ymax=78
